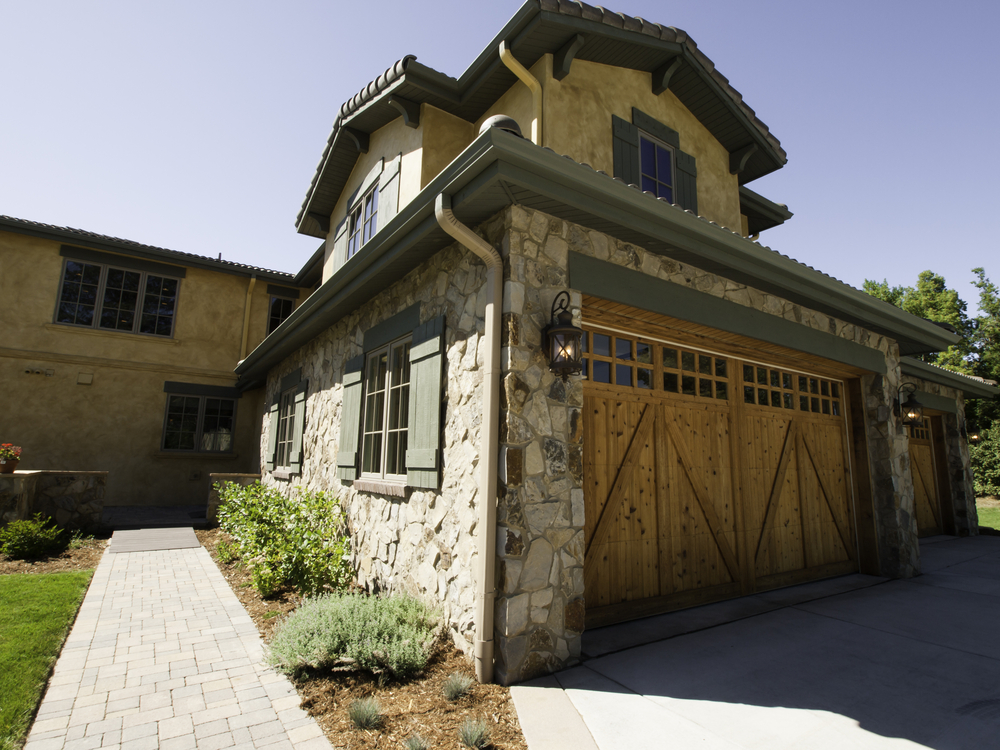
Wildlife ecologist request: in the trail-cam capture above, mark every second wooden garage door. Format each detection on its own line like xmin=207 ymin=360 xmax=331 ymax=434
xmin=582 ymin=303 xmax=859 ymax=627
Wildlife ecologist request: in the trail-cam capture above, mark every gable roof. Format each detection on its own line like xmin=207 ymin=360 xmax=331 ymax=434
xmin=900 ymin=357 xmax=999 ymax=400
xmin=238 ymin=127 xmax=955 ymax=388
xmin=296 ymin=0 xmax=787 ymax=239
xmin=0 ymin=214 xmax=294 ymax=281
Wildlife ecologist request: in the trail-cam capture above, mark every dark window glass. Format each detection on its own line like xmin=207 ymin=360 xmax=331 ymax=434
xmin=164 ymin=395 xmax=199 ymax=450
xmin=139 ymin=275 xmax=177 ymax=336
xmin=639 ymin=135 xmax=673 ymax=201
xmin=715 ymin=359 xmax=727 ymax=378
xmin=821 ymin=381 xmax=830 ymax=397
xmin=268 ymin=297 xmax=295 ymax=335
xmin=757 ymin=368 xmax=767 ymax=385
xmin=593 ymin=361 xmax=611 ymax=383
xmin=663 ymin=348 xmax=678 ymax=369
xmin=811 ymin=397 xmax=820 ymax=413
xmin=637 ymin=368 xmax=652 ymax=390
xmin=593 ymin=334 xmax=611 ymax=357
xmin=758 ymin=388 xmax=768 ymax=406
xmin=699 ymin=379 xmax=712 ymax=398
xmin=744 ymin=385 xmax=755 ymax=404
xmin=664 ymin=372 xmax=678 ymax=392
xmin=743 ymin=364 xmax=754 ymax=382
xmin=822 ymin=399 xmax=830 ymax=415
xmin=771 ymin=391 xmax=782 ymax=408
xmin=770 ymin=370 xmax=780 ymax=388
xmin=636 ymin=342 xmax=652 ymax=365
xmin=682 ymin=352 xmax=696 ymax=372
xmin=616 ymin=364 xmax=633 ymax=387
xmin=99 ymin=268 xmax=141 ymax=331
xmin=682 ymin=375 xmax=696 ymax=396
xmin=783 ymin=373 xmax=793 ymax=390
xmin=57 ymin=261 xmax=102 ymax=326
xmin=615 ymin=338 xmax=632 ymax=361
xmin=832 ymin=401 xmax=841 ymax=417
xmin=783 ymin=392 xmax=794 ymax=409
xmin=715 ymin=382 xmax=728 ymax=400
xmin=348 ymin=183 xmax=379 ymax=260
xmin=831 ymin=383 xmax=840 ymax=399
xmin=810 ymin=378 xmax=819 ymax=394
xmin=800 ymin=395 xmax=809 ymax=411
xmin=699 ymin=355 xmax=712 ymax=375
xmin=799 ymin=376 xmax=808 ymax=392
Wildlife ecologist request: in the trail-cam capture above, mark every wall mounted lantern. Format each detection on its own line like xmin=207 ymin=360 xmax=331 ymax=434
xmin=545 ymin=291 xmax=583 ymax=378
xmin=970 ymin=432 xmax=982 ymax=444
xmin=896 ymin=383 xmax=924 ymax=427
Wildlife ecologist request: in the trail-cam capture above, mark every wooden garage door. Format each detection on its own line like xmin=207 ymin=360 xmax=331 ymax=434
xmin=582 ymin=310 xmax=859 ymax=627
xmin=909 ymin=422 xmax=944 ymax=537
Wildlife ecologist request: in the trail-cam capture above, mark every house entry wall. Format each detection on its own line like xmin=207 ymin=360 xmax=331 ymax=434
xmin=582 ymin=299 xmax=859 ymax=627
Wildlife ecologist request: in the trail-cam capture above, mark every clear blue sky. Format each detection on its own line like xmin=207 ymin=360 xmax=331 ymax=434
xmin=3 ymin=0 xmax=998 ymax=312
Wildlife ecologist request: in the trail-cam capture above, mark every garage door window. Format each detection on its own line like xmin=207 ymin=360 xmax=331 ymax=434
xmin=742 ymin=364 xmax=841 ymax=416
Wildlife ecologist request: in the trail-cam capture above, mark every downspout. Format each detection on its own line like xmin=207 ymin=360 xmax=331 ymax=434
xmin=240 ymin=275 xmax=257 ymax=360
xmin=499 ymin=41 xmax=542 ymax=146
xmin=435 ymin=193 xmax=502 ymax=684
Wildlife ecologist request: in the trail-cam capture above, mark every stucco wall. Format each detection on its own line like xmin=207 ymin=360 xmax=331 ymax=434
xmin=0 ymin=229 xmax=278 ymax=506
xmin=421 ymin=105 xmax=476 ymax=189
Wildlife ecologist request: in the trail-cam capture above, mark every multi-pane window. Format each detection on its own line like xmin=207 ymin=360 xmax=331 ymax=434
xmin=346 ymin=184 xmax=379 ymax=260
xmin=57 ymin=259 xmax=179 ymax=337
xmin=361 ymin=337 xmax=411 ymax=480
xmin=639 ymin=133 xmax=674 ymax=202
xmin=163 ymin=396 xmax=235 ymax=452
xmin=908 ymin=424 xmax=930 ymax=440
xmin=267 ymin=297 xmax=294 ymax=334
xmin=275 ymin=389 xmax=296 ymax=469
xmin=741 ymin=365 xmax=841 ymax=416
xmin=581 ymin=330 xmax=728 ymax=402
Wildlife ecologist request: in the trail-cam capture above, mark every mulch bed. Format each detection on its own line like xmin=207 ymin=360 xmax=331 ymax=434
xmin=196 ymin=527 xmax=527 ymax=750
xmin=0 ymin=535 xmax=109 ymax=575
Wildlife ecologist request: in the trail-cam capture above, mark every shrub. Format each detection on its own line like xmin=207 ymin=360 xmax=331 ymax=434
xmin=216 ymin=481 xmax=351 ymax=596
xmin=215 ymin=540 xmax=239 ymax=564
xmin=458 ymin=717 xmax=490 ymax=748
xmin=972 ymin=423 xmax=1000 ymax=498
xmin=0 ymin=515 xmax=64 ymax=559
xmin=443 ymin=672 xmax=474 ymax=701
xmin=348 ymin=697 xmax=382 ymax=730
xmin=403 ymin=734 xmax=430 ymax=750
xmin=267 ymin=592 xmax=438 ymax=680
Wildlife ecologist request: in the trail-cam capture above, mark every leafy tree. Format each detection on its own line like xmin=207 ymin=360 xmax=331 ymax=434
xmin=863 ymin=278 xmax=906 ymax=308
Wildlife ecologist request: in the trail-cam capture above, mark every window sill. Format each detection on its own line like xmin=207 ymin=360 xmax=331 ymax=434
xmin=351 ymin=478 xmax=409 ymax=498
xmin=154 ymin=451 xmax=239 ymax=460
xmin=271 ymin=469 xmax=299 ymax=481
xmin=45 ymin=323 xmax=181 ymax=345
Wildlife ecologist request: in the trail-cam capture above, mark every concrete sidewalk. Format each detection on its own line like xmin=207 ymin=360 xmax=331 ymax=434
xmin=513 ymin=535 xmax=1000 ymax=749
xmin=24 ymin=530 xmax=332 ymax=750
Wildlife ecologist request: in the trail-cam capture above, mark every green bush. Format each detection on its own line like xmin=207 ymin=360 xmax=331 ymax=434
xmin=266 ymin=592 xmax=438 ymax=680
xmin=216 ymin=481 xmax=351 ymax=596
xmin=972 ymin=423 xmax=1000 ymax=497
xmin=215 ymin=540 xmax=239 ymax=564
xmin=347 ymin=697 xmax=383 ymax=730
xmin=0 ymin=515 xmax=64 ymax=559
xmin=458 ymin=717 xmax=490 ymax=749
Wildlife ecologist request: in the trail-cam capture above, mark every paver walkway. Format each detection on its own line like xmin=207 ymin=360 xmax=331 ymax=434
xmin=23 ymin=531 xmax=332 ymax=750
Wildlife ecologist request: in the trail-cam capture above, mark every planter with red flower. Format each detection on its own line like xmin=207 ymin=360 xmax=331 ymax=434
xmin=0 ymin=444 xmax=22 ymax=474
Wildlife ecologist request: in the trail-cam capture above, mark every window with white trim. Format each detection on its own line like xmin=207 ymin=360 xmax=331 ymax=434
xmin=360 ymin=336 xmax=411 ymax=480
xmin=57 ymin=259 xmax=180 ymax=337
xmin=639 ymin=132 xmax=674 ymax=202
xmin=346 ymin=183 xmax=379 ymax=260
xmin=162 ymin=395 xmax=236 ymax=451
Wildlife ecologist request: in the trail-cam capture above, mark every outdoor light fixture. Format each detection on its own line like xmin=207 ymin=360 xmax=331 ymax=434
xmin=545 ymin=291 xmax=583 ymax=378
xmin=896 ymin=383 xmax=924 ymax=427
xmin=970 ymin=432 xmax=982 ymax=444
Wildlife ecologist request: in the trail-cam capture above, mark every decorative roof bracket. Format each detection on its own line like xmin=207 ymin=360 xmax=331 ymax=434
xmin=553 ymin=34 xmax=586 ymax=81
xmin=729 ymin=143 xmax=759 ymax=174
xmin=386 ymin=95 xmax=421 ymax=128
xmin=308 ymin=212 xmax=331 ymax=234
xmin=342 ymin=127 xmax=370 ymax=154
xmin=652 ymin=56 xmax=683 ymax=95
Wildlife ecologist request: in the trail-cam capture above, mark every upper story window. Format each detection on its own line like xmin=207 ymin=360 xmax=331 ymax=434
xmin=639 ymin=133 xmax=674 ymax=202
xmin=267 ymin=296 xmax=294 ymax=334
xmin=346 ymin=183 xmax=379 ymax=260
xmin=57 ymin=258 xmax=179 ymax=337
xmin=361 ymin=336 xmax=411 ymax=481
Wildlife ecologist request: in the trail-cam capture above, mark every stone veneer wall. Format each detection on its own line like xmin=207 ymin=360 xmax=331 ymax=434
xmin=260 ymin=224 xmax=509 ymax=655
xmin=207 ymin=473 xmax=261 ymax=524
xmin=907 ymin=376 xmax=978 ymax=535
xmin=493 ymin=205 xmax=920 ymax=683
xmin=0 ymin=471 xmax=106 ymax=529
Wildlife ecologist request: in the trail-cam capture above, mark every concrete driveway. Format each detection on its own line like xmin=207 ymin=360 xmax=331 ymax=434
xmin=512 ymin=535 xmax=1000 ymax=749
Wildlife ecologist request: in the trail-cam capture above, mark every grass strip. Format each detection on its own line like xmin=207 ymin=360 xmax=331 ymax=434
xmin=0 ymin=570 xmax=93 ymax=750
xmin=978 ymin=506 xmax=1000 ymax=530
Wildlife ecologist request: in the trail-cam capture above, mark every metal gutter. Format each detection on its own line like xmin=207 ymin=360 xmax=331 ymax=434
xmin=900 ymin=357 xmax=999 ymax=400
xmin=739 ymin=185 xmax=793 ymax=234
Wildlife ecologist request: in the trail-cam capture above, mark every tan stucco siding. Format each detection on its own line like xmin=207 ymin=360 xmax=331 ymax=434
xmin=420 ymin=105 xmax=476 ymax=189
xmin=544 ymin=59 xmax=742 ymax=231
xmin=473 ymin=57 xmax=544 ymax=142
xmin=323 ymin=118 xmax=424 ymax=282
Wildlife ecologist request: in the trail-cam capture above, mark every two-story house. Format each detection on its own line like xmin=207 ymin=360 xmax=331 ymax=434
xmin=0 ymin=215 xmax=312 ymax=509
xmin=233 ymin=0 xmax=997 ymax=685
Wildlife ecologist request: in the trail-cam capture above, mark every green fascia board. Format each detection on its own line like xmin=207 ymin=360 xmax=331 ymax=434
xmin=900 ymin=357 xmax=999 ymax=400
xmin=0 ymin=217 xmax=294 ymax=282
xmin=570 ymin=253 xmax=886 ymax=374
xmin=488 ymin=136 xmax=958 ymax=355
xmin=241 ymin=127 xmax=958 ymax=388
xmin=739 ymin=185 xmax=793 ymax=234
xmin=293 ymin=242 xmax=325 ymax=288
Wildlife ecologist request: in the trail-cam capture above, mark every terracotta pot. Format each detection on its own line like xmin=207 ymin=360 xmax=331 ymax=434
xmin=0 ymin=458 xmax=18 ymax=474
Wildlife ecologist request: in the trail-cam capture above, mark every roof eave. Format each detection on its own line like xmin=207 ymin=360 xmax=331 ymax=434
xmin=900 ymin=357 xmax=999 ymax=400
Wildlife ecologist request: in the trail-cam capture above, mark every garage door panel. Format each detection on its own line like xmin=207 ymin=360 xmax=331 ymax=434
xmin=909 ymin=422 xmax=942 ymax=537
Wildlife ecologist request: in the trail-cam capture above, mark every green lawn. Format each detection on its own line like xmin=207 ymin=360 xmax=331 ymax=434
xmin=0 ymin=571 xmax=92 ymax=750
xmin=978 ymin=505 xmax=1000 ymax=530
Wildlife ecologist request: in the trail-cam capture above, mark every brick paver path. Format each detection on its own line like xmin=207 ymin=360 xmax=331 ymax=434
xmin=23 ymin=541 xmax=333 ymax=750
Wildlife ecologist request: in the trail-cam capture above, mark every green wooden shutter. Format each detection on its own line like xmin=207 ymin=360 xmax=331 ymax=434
xmin=612 ymin=115 xmax=640 ymax=185
xmin=265 ymin=401 xmax=279 ymax=471
xmin=337 ymin=356 xmax=364 ymax=482
xmin=331 ymin=217 xmax=349 ymax=271
xmin=676 ymin=150 xmax=698 ymax=214
xmin=376 ymin=153 xmax=401 ymax=233
xmin=289 ymin=382 xmax=308 ymax=475
xmin=406 ymin=316 xmax=445 ymax=489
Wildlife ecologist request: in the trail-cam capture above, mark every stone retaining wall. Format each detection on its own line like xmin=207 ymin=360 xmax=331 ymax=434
xmin=0 ymin=471 xmax=106 ymax=529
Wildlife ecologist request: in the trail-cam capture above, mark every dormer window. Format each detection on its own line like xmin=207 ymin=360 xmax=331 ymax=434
xmin=639 ymin=132 xmax=674 ymax=202
xmin=346 ymin=183 xmax=379 ymax=260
